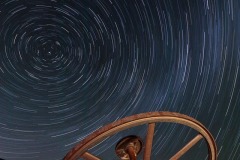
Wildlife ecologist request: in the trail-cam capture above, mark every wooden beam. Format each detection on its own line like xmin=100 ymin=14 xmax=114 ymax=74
xmin=81 ymin=152 xmax=101 ymax=160
xmin=170 ymin=134 xmax=203 ymax=160
xmin=143 ymin=123 xmax=155 ymax=160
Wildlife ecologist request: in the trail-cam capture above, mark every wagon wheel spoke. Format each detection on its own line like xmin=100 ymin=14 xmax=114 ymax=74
xmin=170 ymin=134 xmax=203 ymax=160
xmin=115 ymin=135 xmax=143 ymax=160
xmin=81 ymin=152 xmax=101 ymax=160
xmin=64 ymin=112 xmax=217 ymax=160
xmin=126 ymin=146 xmax=137 ymax=160
xmin=143 ymin=123 xmax=155 ymax=160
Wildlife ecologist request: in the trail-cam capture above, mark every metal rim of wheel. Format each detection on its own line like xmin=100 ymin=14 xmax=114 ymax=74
xmin=64 ymin=112 xmax=217 ymax=160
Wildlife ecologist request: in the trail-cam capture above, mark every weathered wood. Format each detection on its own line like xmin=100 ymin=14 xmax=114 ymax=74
xmin=143 ymin=123 xmax=155 ymax=160
xmin=170 ymin=134 xmax=203 ymax=160
xmin=81 ymin=152 xmax=100 ymax=160
xmin=126 ymin=146 xmax=137 ymax=160
xmin=64 ymin=112 xmax=217 ymax=160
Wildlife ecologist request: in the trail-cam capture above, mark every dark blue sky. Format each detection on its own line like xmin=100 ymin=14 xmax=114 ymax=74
xmin=0 ymin=0 xmax=239 ymax=159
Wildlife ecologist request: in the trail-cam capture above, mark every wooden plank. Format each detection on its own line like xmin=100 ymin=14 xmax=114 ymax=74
xmin=170 ymin=134 xmax=203 ymax=160
xmin=81 ymin=152 xmax=101 ymax=160
xmin=143 ymin=123 xmax=155 ymax=160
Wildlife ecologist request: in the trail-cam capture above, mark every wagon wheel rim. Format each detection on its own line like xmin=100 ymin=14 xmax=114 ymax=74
xmin=64 ymin=112 xmax=217 ymax=160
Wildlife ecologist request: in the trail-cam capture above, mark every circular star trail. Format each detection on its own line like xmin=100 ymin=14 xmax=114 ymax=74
xmin=0 ymin=0 xmax=240 ymax=159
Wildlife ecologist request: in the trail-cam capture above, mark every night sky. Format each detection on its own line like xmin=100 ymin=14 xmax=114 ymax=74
xmin=0 ymin=0 xmax=240 ymax=159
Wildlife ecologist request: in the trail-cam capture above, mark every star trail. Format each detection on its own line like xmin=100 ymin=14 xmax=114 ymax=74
xmin=0 ymin=0 xmax=240 ymax=159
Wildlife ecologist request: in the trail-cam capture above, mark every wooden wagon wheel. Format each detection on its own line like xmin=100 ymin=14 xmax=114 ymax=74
xmin=64 ymin=112 xmax=217 ymax=160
